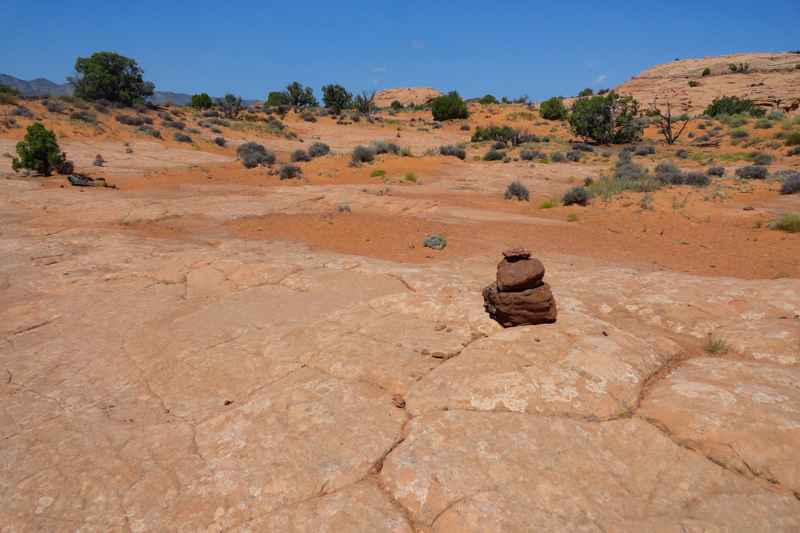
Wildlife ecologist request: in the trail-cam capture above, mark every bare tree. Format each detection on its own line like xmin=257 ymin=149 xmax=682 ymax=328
xmin=218 ymin=94 xmax=242 ymax=119
xmin=648 ymin=101 xmax=690 ymax=145
xmin=354 ymin=91 xmax=375 ymax=116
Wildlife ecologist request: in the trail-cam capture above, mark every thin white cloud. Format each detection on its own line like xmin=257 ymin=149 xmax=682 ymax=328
xmin=411 ymin=39 xmax=425 ymax=49
xmin=371 ymin=66 xmax=388 ymax=74
xmin=592 ymin=74 xmax=608 ymax=85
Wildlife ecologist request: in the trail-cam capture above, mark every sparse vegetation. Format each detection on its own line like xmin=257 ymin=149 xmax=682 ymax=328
xmin=237 ymin=142 xmax=275 ymax=168
xmin=704 ymin=96 xmax=765 ymax=117
xmin=768 ymin=213 xmax=800 ymax=233
xmin=735 ymin=165 xmax=768 ymax=180
xmin=708 ymin=166 xmax=726 ymax=177
xmin=174 ymin=133 xmax=192 ymax=143
xmin=308 ymin=142 xmax=330 ymax=158
xmin=279 ymin=164 xmax=303 ymax=180
xmin=779 ymin=172 xmax=800 ymax=194
xmin=504 ymin=180 xmax=530 ymax=201
xmin=704 ymin=335 xmax=730 ymax=354
xmin=483 ymin=148 xmax=504 ymax=161
xmin=70 ymin=110 xmax=97 ymax=124
xmin=352 ymin=145 xmax=376 ymax=164
xmin=439 ymin=145 xmax=466 ymax=160
xmin=218 ymin=94 xmax=243 ymax=119
xmin=563 ymin=186 xmax=590 ymax=206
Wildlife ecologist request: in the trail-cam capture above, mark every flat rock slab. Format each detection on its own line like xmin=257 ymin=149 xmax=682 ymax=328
xmin=380 ymin=411 xmax=800 ymax=531
xmin=407 ymin=311 xmax=681 ymax=419
xmin=639 ymin=357 xmax=800 ymax=494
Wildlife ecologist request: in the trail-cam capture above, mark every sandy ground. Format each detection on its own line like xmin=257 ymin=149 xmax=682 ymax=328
xmin=1 ymin=98 xmax=800 ymax=531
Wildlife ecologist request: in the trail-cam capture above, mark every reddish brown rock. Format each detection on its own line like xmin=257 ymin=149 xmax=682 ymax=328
xmin=484 ymin=249 xmax=557 ymax=327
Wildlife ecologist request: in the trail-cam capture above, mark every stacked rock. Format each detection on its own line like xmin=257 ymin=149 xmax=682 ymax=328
xmin=482 ymin=248 xmax=557 ymax=327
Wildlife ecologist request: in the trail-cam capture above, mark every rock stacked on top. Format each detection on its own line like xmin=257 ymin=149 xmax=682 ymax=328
xmin=483 ymin=248 xmax=557 ymax=327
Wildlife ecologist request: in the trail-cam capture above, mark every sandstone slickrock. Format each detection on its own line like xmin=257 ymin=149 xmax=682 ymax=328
xmin=483 ymin=248 xmax=557 ymax=326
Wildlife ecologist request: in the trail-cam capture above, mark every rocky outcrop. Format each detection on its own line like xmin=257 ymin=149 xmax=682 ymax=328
xmin=616 ymin=52 xmax=800 ymax=114
xmin=374 ymin=87 xmax=442 ymax=108
xmin=483 ymin=248 xmax=557 ymax=326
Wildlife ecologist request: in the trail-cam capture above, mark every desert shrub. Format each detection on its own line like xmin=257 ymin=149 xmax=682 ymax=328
xmin=539 ymin=97 xmax=567 ymax=120
xmin=754 ymin=118 xmax=773 ymax=129
xmin=162 ymin=120 xmax=185 ymax=130
xmin=479 ymin=94 xmax=499 ymax=105
xmin=768 ymin=213 xmax=800 ymax=233
xmin=684 ymin=172 xmax=710 ymax=187
xmin=789 ymin=146 xmax=800 ymax=156
xmin=45 ymin=100 xmax=66 ymax=113
xmin=291 ymin=149 xmax=311 ymax=162
xmin=704 ymin=96 xmax=765 ymax=118
xmin=655 ymin=162 xmax=684 ymax=185
xmin=370 ymin=169 xmax=386 ymax=177
xmin=439 ymin=145 xmax=466 ymax=159
xmin=483 ymin=148 xmax=504 ymax=161
xmin=735 ymin=165 xmax=768 ymax=180
xmin=688 ymin=81 xmax=700 ymax=88
xmin=190 ymin=93 xmax=213 ymax=109
xmin=279 ymin=164 xmax=302 ymax=180
xmin=571 ymin=142 xmax=594 ymax=152
xmin=94 ymin=154 xmax=105 ymax=167
xmin=460 ymin=124 xmax=470 ymax=131
xmin=779 ymin=172 xmax=800 ymax=194
xmin=138 ymin=126 xmax=161 ymax=138
xmin=784 ymin=132 xmax=800 ymax=146
xmin=551 ymin=152 xmax=565 ymax=162
xmin=634 ymin=144 xmax=656 ymax=156
xmin=70 ymin=51 xmax=154 ymax=105
xmin=70 ymin=110 xmax=97 ymax=123
xmin=301 ymin=112 xmax=317 ymax=123
xmin=708 ymin=166 xmax=726 ymax=177
xmin=568 ymin=92 xmax=643 ymax=144
xmin=520 ymin=149 xmax=544 ymax=161
xmin=565 ymin=150 xmax=581 ymax=162
xmin=116 ymin=114 xmax=145 ymax=126
xmin=371 ymin=140 xmax=400 ymax=155
xmin=56 ymin=159 xmax=74 ymax=175
xmin=352 ymin=145 xmax=376 ymax=163
xmin=767 ymin=111 xmax=785 ymax=120
xmin=174 ymin=133 xmax=192 ymax=143
xmin=505 ymin=180 xmax=530 ymax=201
xmin=218 ymin=93 xmax=243 ymax=119
xmin=431 ymin=92 xmax=469 ymax=121
xmin=578 ymin=88 xmax=594 ymax=97
xmin=491 ymin=141 xmax=506 ymax=150
xmin=237 ymin=142 xmax=275 ymax=167
xmin=213 ymin=136 xmax=226 ymax=147
xmin=308 ymin=142 xmax=330 ymax=158
xmin=563 ymin=186 xmax=590 ymax=206
xmin=11 ymin=106 xmax=34 ymax=118
xmin=676 ymin=149 xmax=689 ymax=159
xmin=749 ymin=152 xmax=773 ymax=166
xmin=730 ymin=128 xmax=749 ymax=139
xmin=11 ymin=123 xmax=64 ymax=176
xmin=390 ymin=100 xmax=404 ymax=111
xmin=702 ymin=67 xmax=711 ymax=76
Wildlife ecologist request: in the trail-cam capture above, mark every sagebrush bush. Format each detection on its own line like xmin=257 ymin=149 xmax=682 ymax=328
xmin=45 ymin=100 xmax=66 ymax=113
xmin=785 ymin=132 xmax=800 ymax=146
xmin=138 ymin=126 xmax=161 ymax=138
xmin=162 ymin=120 xmax=185 ymax=130
xmin=754 ymin=118 xmax=773 ymax=129
xmin=352 ymin=145 xmax=376 ymax=164
xmin=471 ymin=125 xmax=515 ymax=144
xmin=735 ymin=165 xmax=768 ymax=180
xmin=539 ymin=97 xmax=567 ymax=120
xmin=371 ymin=140 xmax=400 ymax=155
xmin=12 ymin=106 xmax=34 ymax=118
xmin=634 ymin=145 xmax=656 ymax=156
xmin=707 ymin=166 xmax=726 ymax=177
xmin=483 ymin=148 xmax=504 ymax=161
xmin=279 ymin=164 xmax=302 ymax=180
xmin=779 ymin=172 xmax=800 ymax=194
xmin=116 ymin=114 xmax=146 ymax=126
xmin=768 ymin=213 xmax=800 ymax=233
xmin=11 ymin=123 xmax=64 ymax=176
xmin=174 ymin=133 xmax=192 ymax=143
xmin=684 ymin=172 xmax=710 ymax=187
xmin=308 ymin=142 xmax=330 ymax=158
xmin=431 ymin=91 xmax=469 ymax=121
xmin=291 ymin=149 xmax=311 ymax=162
xmin=70 ymin=110 xmax=97 ymax=124
xmin=563 ymin=186 xmax=590 ymax=206
xmin=749 ymin=152 xmax=773 ymax=166
xmin=655 ymin=162 xmax=684 ymax=185
xmin=565 ymin=150 xmax=581 ymax=162
xmin=676 ymin=149 xmax=689 ymax=159
xmin=551 ymin=152 xmax=565 ymax=162
xmin=213 ymin=136 xmax=226 ymax=147
xmin=520 ymin=149 xmax=544 ymax=161
xmin=571 ymin=142 xmax=594 ymax=152
xmin=505 ymin=180 xmax=530 ymax=201
xmin=439 ymin=145 xmax=466 ymax=159
xmin=237 ymin=142 xmax=275 ymax=168
xmin=730 ymin=128 xmax=749 ymax=139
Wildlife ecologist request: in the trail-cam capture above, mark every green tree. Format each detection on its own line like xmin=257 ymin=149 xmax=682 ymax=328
xmin=431 ymin=91 xmax=469 ymax=121
xmin=265 ymin=91 xmax=292 ymax=107
xmin=70 ymin=51 xmax=154 ymax=105
xmin=578 ymin=88 xmax=594 ymax=97
xmin=321 ymin=84 xmax=352 ymax=113
xmin=568 ymin=92 xmax=643 ymax=144
xmin=390 ymin=100 xmax=404 ymax=111
xmin=12 ymin=123 xmax=64 ymax=176
xmin=190 ymin=93 xmax=213 ymax=109
xmin=218 ymin=93 xmax=242 ymax=119
xmin=479 ymin=94 xmax=498 ymax=105
xmin=286 ymin=82 xmax=317 ymax=108
xmin=539 ymin=97 xmax=567 ymax=120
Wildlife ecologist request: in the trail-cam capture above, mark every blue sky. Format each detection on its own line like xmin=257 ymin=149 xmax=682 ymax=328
xmin=2 ymin=0 xmax=798 ymax=101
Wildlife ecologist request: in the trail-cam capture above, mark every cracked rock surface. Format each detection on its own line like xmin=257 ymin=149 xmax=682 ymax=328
xmin=2 ymin=181 xmax=800 ymax=531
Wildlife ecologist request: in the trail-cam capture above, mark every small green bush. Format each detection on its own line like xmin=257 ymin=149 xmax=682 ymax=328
xmin=749 ymin=152 xmax=773 ymax=166
xmin=768 ymin=213 xmax=800 ymax=233
xmin=568 ymin=92 xmax=643 ymax=144
xmin=174 ymin=133 xmax=192 ymax=143
xmin=352 ymin=145 xmax=376 ymax=163
xmin=479 ymin=94 xmax=498 ymax=105
xmin=213 ymin=137 xmax=226 ymax=147
xmin=483 ymin=148 xmax=504 ymax=161
xmin=308 ymin=142 xmax=330 ymax=158
xmin=779 ymin=172 xmax=800 ymax=194
xmin=785 ymin=132 xmax=800 ymax=146
xmin=70 ymin=110 xmax=97 ymax=124
xmin=291 ymin=149 xmax=311 ymax=162
xmin=431 ymin=91 xmax=469 ymax=121
xmin=138 ymin=126 xmax=161 ymax=138
xmin=279 ymin=164 xmax=302 ymax=180
xmin=704 ymin=96 xmax=765 ymax=117
xmin=707 ymin=166 xmax=725 ymax=177
xmin=730 ymin=128 xmax=749 ymax=139
xmin=688 ymin=81 xmax=700 ymax=88
xmin=754 ymin=118 xmax=773 ymax=129
xmin=735 ymin=165 xmax=768 ymax=180
xmin=11 ymin=123 xmax=64 ymax=176
xmin=439 ymin=145 xmax=466 ymax=159
xmin=539 ymin=97 xmax=567 ymax=120
xmin=701 ymin=67 xmax=711 ymax=77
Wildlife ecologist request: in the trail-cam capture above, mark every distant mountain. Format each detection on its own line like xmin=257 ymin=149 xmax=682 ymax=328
xmin=0 ymin=73 xmax=259 ymax=106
